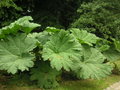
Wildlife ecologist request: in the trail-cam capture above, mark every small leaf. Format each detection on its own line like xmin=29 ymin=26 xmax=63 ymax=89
xmin=45 ymin=27 xmax=61 ymax=33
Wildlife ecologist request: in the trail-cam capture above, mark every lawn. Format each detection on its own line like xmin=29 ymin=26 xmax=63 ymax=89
xmin=0 ymin=74 xmax=120 ymax=90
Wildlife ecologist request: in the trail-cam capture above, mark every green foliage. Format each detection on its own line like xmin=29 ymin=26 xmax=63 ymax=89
xmin=113 ymin=60 xmax=120 ymax=72
xmin=0 ymin=0 xmax=22 ymax=11
xmin=27 ymin=31 xmax=50 ymax=46
xmin=42 ymin=30 xmax=82 ymax=71
xmin=95 ymin=39 xmax=110 ymax=52
xmin=70 ymin=28 xmax=99 ymax=46
xmin=0 ymin=34 xmax=37 ymax=74
xmin=0 ymin=0 xmax=23 ymax=27
xmin=72 ymin=45 xmax=112 ymax=79
xmin=0 ymin=0 xmax=81 ymax=29
xmin=71 ymin=0 xmax=120 ymax=40
xmin=0 ymin=16 xmax=118 ymax=89
xmin=30 ymin=61 xmax=60 ymax=89
xmin=103 ymin=47 xmax=120 ymax=61
xmin=30 ymin=0 xmax=81 ymax=29
xmin=96 ymin=39 xmax=120 ymax=62
xmin=113 ymin=39 xmax=120 ymax=52
xmin=45 ymin=27 xmax=61 ymax=33
xmin=0 ymin=16 xmax=40 ymax=38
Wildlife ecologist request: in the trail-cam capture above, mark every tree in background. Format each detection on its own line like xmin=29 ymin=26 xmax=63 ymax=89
xmin=1 ymin=0 xmax=120 ymax=39
xmin=71 ymin=0 xmax=120 ymax=40
xmin=0 ymin=0 xmax=23 ymax=27
xmin=0 ymin=0 xmax=82 ymax=29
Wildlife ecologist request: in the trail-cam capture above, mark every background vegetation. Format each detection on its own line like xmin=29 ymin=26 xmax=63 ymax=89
xmin=1 ymin=0 xmax=120 ymax=39
xmin=1 ymin=0 xmax=120 ymax=89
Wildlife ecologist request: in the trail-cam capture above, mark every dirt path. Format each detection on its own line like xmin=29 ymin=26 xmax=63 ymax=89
xmin=105 ymin=81 xmax=120 ymax=90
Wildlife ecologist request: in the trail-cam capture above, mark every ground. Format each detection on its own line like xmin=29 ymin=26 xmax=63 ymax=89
xmin=0 ymin=74 xmax=120 ymax=90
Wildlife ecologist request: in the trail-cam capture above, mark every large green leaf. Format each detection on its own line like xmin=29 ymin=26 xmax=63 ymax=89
xmin=113 ymin=39 xmax=120 ymax=52
xmin=27 ymin=31 xmax=50 ymax=45
xmin=95 ymin=39 xmax=110 ymax=52
xmin=73 ymin=46 xmax=112 ymax=79
xmin=103 ymin=47 xmax=120 ymax=61
xmin=30 ymin=61 xmax=60 ymax=89
xmin=70 ymin=28 xmax=99 ymax=46
xmin=42 ymin=30 xmax=82 ymax=71
xmin=0 ymin=16 xmax=40 ymax=38
xmin=0 ymin=34 xmax=37 ymax=74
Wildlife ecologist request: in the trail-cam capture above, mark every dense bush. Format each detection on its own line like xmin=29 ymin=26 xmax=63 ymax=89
xmin=0 ymin=0 xmax=82 ymax=29
xmin=1 ymin=16 xmax=120 ymax=89
xmin=1 ymin=0 xmax=120 ymax=89
xmin=71 ymin=0 xmax=120 ymax=40
xmin=0 ymin=0 xmax=22 ymax=27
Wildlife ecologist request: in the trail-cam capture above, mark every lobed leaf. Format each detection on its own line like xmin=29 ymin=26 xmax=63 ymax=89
xmin=70 ymin=28 xmax=100 ymax=46
xmin=27 ymin=31 xmax=50 ymax=45
xmin=42 ymin=30 xmax=82 ymax=71
xmin=113 ymin=39 xmax=120 ymax=52
xmin=0 ymin=16 xmax=40 ymax=38
xmin=0 ymin=34 xmax=37 ymax=74
xmin=103 ymin=47 xmax=120 ymax=61
xmin=72 ymin=46 xmax=112 ymax=79
xmin=30 ymin=61 xmax=60 ymax=89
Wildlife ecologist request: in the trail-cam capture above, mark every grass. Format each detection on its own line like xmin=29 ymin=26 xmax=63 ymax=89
xmin=0 ymin=74 xmax=120 ymax=90
xmin=56 ymin=74 xmax=120 ymax=90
